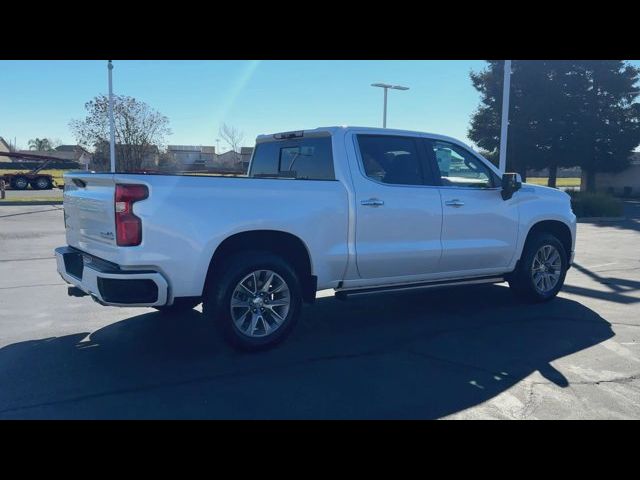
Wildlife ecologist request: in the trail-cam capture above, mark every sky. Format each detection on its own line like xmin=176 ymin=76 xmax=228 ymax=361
xmin=1 ymin=60 xmax=639 ymax=152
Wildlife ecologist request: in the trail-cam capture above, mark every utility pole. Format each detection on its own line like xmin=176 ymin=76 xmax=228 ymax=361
xmin=499 ymin=60 xmax=512 ymax=173
xmin=108 ymin=60 xmax=116 ymax=172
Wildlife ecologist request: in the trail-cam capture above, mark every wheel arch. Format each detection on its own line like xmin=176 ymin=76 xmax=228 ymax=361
xmin=520 ymin=220 xmax=573 ymax=264
xmin=204 ymin=229 xmax=317 ymax=303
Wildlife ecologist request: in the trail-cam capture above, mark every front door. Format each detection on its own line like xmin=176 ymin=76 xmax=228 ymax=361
xmin=426 ymin=138 xmax=519 ymax=274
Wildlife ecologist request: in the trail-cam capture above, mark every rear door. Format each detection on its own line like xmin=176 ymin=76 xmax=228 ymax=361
xmin=350 ymin=133 xmax=443 ymax=279
xmin=425 ymin=138 xmax=519 ymax=274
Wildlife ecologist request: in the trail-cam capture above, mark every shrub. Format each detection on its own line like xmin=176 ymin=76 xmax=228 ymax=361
xmin=568 ymin=191 xmax=624 ymax=218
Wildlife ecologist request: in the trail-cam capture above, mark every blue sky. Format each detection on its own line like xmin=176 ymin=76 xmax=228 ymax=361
xmin=1 ymin=60 xmax=639 ymax=152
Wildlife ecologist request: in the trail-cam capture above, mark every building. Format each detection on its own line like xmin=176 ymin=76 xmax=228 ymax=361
xmin=0 ymin=137 xmax=13 ymax=162
xmin=53 ymin=145 xmax=93 ymax=168
xmin=240 ymin=147 xmax=254 ymax=171
xmin=14 ymin=145 xmax=91 ymax=165
xmin=166 ymin=145 xmax=215 ymax=170
xmin=580 ymin=152 xmax=640 ymax=196
xmin=209 ymin=147 xmax=253 ymax=172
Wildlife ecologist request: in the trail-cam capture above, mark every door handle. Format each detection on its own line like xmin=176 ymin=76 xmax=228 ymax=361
xmin=445 ymin=199 xmax=465 ymax=208
xmin=361 ymin=198 xmax=384 ymax=207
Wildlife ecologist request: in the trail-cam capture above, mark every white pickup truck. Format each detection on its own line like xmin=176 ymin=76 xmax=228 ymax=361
xmin=56 ymin=126 xmax=576 ymax=350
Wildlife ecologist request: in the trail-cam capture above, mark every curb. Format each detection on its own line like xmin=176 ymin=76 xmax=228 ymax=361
xmin=577 ymin=216 xmax=626 ymax=222
xmin=0 ymin=201 xmax=63 ymax=206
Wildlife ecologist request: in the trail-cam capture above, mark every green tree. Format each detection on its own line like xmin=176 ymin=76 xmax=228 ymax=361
xmin=27 ymin=137 xmax=56 ymax=151
xmin=571 ymin=61 xmax=640 ymax=192
xmin=469 ymin=60 xmax=640 ymax=190
xmin=70 ymin=94 xmax=172 ymax=171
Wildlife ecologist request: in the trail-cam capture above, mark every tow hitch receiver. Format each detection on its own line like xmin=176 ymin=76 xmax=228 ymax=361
xmin=68 ymin=286 xmax=88 ymax=298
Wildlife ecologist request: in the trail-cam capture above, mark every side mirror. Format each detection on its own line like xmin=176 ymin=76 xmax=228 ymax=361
xmin=501 ymin=173 xmax=522 ymax=200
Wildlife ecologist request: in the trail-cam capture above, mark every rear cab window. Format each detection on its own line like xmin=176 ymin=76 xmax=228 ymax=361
xmin=249 ymin=136 xmax=335 ymax=180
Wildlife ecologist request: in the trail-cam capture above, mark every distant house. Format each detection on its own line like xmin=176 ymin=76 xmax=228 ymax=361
xmin=13 ymin=145 xmax=92 ymax=167
xmin=166 ymin=145 xmax=215 ymax=170
xmin=211 ymin=147 xmax=253 ymax=172
xmin=240 ymin=147 xmax=254 ymax=171
xmin=0 ymin=137 xmax=14 ymax=162
xmin=580 ymin=152 xmax=640 ymax=196
xmin=54 ymin=145 xmax=93 ymax=168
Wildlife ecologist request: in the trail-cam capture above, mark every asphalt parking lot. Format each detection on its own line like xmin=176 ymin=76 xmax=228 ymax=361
xmin=0 ymin=202 xmax=639 ymax=419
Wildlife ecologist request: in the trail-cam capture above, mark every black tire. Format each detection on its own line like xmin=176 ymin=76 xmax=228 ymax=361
xmin=203 ymin=251 xmax=302 ymax=351
xmin=11 ymin=176 xmax=29 ymax=190
xmin=154 ymin=297 xmax=201 ymax=314
xmin=508 ymin=232 xmax=568 ymax=303
xmin=31 ymin=177 xmax=52 ymax=190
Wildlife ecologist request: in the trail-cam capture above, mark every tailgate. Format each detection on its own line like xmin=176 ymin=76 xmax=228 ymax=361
xmin=63 ymin=173 xmax=117 ymax=255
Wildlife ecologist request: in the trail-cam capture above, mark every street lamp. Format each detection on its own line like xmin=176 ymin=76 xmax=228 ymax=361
xmin=371 ymin=83 xmax=409 ymax=128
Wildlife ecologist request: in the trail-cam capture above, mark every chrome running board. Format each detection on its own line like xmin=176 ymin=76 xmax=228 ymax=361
xmin=334 ymin=276 xmax=505 ymax=299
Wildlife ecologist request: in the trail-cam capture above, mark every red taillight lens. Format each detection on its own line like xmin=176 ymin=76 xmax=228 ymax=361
xmin=115 ymin=184 xmax=148 ymax=246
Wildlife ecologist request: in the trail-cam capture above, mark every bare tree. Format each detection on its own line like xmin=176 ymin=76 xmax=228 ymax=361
xmin=218 ymin=123 xmax=244 ymax=154
xmin=70 ymin=94 xmax=172 ymax=171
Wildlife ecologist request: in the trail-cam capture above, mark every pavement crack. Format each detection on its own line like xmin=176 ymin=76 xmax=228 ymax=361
xmin=531 ymin=372 xmax=640 ymax=387
xmin=0 ymin=257 xmax=55 ymax=263
xmin=0 ymin=208 xmax=62 ymax=219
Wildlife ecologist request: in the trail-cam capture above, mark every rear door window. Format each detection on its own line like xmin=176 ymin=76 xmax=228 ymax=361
xmin=356 ymin=135 xmax=427 ymax=186
xmin=249 ymin=137 xmax=335 ymax=180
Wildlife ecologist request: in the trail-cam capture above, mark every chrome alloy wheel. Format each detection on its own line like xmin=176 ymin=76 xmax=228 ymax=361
xmin=531 ymin=245 xmax=562 ymax=294
xmin=230 ymin=269 xmax=291 ymax=338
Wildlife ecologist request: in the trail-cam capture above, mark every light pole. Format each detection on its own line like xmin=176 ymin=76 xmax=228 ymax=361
xmin=108 ymin=60 xmax=116 ymax=172
xmin=371 ymin=83 xmax=409 ymax=128
xmin=498 ymin=60 xmax=512 ymax=173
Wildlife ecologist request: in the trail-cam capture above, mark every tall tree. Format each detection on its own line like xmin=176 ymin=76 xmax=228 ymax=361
xmin=70 ymin=94 xmax=172 ymax=171
xmin=571 ymin=61 xmax=640 ymax=192
xmin=27 ymin=138 xmax=56 ymax=151
xmin=468 ymin=60 xmax=640 ymax=189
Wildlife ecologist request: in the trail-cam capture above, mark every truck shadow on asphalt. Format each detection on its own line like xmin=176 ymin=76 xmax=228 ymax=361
xmin=0 ymin=284 xmax=614 ymax=419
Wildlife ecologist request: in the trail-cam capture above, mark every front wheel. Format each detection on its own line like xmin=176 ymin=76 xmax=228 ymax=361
xmin=203 ymin=252 xmax=302 ymax=351
xmin=509 ymin=232 xmax=568 ymax=303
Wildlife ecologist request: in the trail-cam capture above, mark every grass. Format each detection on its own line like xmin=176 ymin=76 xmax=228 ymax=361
xmin=0 ymin=196 xmax=62 ymax=203
xmin=568 ymin=191 xmax=624 ymax=218
xmin=1 ymin=169 xmax=70 ymax=186
xmin=527 ymin=177 xmax=581 ymax=188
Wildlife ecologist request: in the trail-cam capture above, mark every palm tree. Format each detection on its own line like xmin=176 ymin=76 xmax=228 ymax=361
xmin=28 ymin=138 xmax=54 ymax=151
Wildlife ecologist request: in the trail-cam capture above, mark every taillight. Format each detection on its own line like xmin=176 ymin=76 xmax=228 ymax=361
xmin=115 ymin=184 xmax=148 ymax=246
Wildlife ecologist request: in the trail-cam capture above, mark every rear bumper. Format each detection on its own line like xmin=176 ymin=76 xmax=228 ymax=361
xmin=55 ymin=246 xmax=169 ymax=307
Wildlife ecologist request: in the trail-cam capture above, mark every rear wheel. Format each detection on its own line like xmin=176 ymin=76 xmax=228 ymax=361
xmin=203 ymin=252 xmax=302 ymax=351
xmin=509 ymin=232 xmax=568 ymax=303
xmin=11 ymin=176 xmax=28 ymax=190
xmin=31 ymin=177 xmax=52 ymax=190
